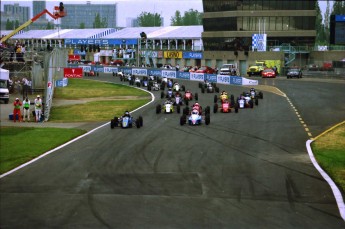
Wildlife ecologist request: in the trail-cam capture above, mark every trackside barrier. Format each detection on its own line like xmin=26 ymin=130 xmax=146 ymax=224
xmin=67 ymin=65 xmax=259 ymax=86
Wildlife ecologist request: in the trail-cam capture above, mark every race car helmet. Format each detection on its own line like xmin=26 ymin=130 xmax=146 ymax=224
xmin=195 ymin=102 xmax=199 ymax=106
xmin=125 ymin=111 xmax=129 ymax=115
xmin=250 ymin=88 xmax=255 ymax=92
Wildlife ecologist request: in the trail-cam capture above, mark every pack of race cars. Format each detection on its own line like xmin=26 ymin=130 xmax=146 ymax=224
xmin=110 ymin=74 xmax=264 ymax=129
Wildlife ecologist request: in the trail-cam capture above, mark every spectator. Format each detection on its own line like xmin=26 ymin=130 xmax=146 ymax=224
xmin=22 ymin=97 xmax=30 ymax=122
xmin=13 ymin=98 xmax=22 ymax=122
xmin=34 ymin=95 xmax=43 ymax=122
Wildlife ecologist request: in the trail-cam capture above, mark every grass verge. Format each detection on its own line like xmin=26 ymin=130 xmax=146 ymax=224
xmin=0 ymin=127 xmax=86 ymax=174
xmin=312 ymin=123 xmax=345 ymax=192
xmin=1 ymin=78 xmax=151 ymax=174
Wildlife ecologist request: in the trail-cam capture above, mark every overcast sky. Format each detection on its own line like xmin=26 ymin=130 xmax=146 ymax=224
xmin=1 ymin=0 xmax=331 ymax=27
xmin=0 ymin=0 xmax=204 ymax=27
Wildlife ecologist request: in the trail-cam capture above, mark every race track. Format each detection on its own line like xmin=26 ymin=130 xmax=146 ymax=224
xmin=1 ymin=74 xmax=344 ymax=228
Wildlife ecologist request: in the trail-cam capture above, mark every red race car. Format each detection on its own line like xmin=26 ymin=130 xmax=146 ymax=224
xmin=213 ymin=99 xmax=238 ymax=113
xmin=196 ymin=66 xmax=216 ymax=74
xmin=183 ymin=90 xmax=198 ymax=105
xmin=261 ymin=68 xmax=276 ymax=78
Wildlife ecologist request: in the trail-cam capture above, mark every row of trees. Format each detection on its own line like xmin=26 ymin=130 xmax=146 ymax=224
xmin=315 ymin=1 xmax=345 ymax=45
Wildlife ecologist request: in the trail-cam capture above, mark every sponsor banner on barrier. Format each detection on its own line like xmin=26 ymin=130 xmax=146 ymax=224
xmin=79 ymin=65 xmax=92 ymax=73
xmin=205 ymin=74 xmax=217 ymax=83
xmin=190 ymin=72 xmax=205 ymax=81
xmin=92 ymin=66 xmax=104 ymax=72
xmin=68 ymin=55 xmax=80 ymax=61
xmin=242 ymin=77 xmax=259 ymax=85
xmin=148 ymin=69 xmax=162 ymax=77
xmin=132 ymin=68 xmax=148 ymax=76
xmin=230 ymin=76 xmax=242 ymax=85
xmin=55 ymin=78 xmax=68 ymax=87
xmin=217 ymin=75 xmax=230 ymax=84
xmin=183 ymin=51 xmax=203 ymax=59
xmin=164 ymin=51 xmax=182 ymax=59
xmin=118 ymin=67 xmax=132 ymax=75
xmin=64 ymin=68 xmax=83 ymax=78
xmin=104 ymin=67 xmax=118 ymax=73
xmin=162 ymin=70 xmax=177 ymax=78
xmin=73 ymin=50 xmax=86 ymax=55
xmin=177 ymin=72 xmax=190 ymax=80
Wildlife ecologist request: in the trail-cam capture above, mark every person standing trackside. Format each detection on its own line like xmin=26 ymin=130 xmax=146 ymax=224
xmin=34 ymin=95 xmax=42 ymax=122
xmin=22 ymin=97 xmax=30 ymax=122
xmin=13 ymin=98 xmax=22 ymax=122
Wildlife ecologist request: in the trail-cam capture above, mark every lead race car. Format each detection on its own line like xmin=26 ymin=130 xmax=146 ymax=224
xmin=180 ymin=106 xmax=210 ymax=126
xmin=156 ymin=99 xmax=181 ymax=114
xmin=110 ymin=111 xmax=143 ymax=129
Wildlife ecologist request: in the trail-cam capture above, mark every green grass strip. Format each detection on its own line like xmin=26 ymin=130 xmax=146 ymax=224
xmin=0 ymin=127 xmax=86 ymax=174
xmin=312 ymin=124 xmax=345 ymax=191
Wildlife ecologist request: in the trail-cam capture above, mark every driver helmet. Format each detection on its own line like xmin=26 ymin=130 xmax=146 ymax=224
xmin=195 ymin=102 xmax=199 ymax=106
xmin=125 ymin=111 xmax=129 ymax=116
xmin=250 ymin=88 xmax=255 ymax=92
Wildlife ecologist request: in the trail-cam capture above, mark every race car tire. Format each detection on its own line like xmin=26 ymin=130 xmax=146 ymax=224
xmin=255 ymin=98 xmax=259 ymax=106
xmin=182 ymin=85 xmax=185 ymax=91
xmin=185 ymin=99 xmax=189 ymax=106
xmin=205 ymin=114 xmax=210 ymax=125
xmin=214 ymin=95 xmax=218 ymax=103
xmin=180 ymin=115 xmax=186 ymax=126
xmin=201 ymin=87 xmax=205 ymax=93
xmin=198 ymin=82 xmax=202 ymax=88
xmin=211 ymin=82 xmax=216 ymax=87
xmin=205 ymin=106 xmax=210 ymax=115
xmin=148 ymin=85 xmax=152 ymax=91
xmin=215 ymin=87 xmax=220 ymax=93
xmin=161 ymin=84 xmax=165 ymax=91
xmin=136 ymin=119 xmax=141 ymax=128
xmin=213 ymin=103 xmax=218 ymax=113
xmin=156 ymin=104 xmax=161 ymax=114
xmin=185 ymin=107 xmax=190 ymax=115
xmin=139 ymin=116 xmax=143 ymax=127
xmin=136 ymin=82 xmax=141 ymax=87
xmin=177 ymin=105 xmax=181 ymax=114
xmin=110 ymin=119 xmax=115 ymax=129
xmin=195 ymin=93 xmax=198 ymax=101
xmin=249 ymin=100 xmax=254 ymax=108
xmin=259 ymin=92 xmax=263 ymax=99
xmin=161 ymin=92 xmax=164 ymax=99
xmin=235 ymin=103 xmax=239 ymax=113
xmin=84 ymin=73 xmax=88 ymax=77
xmin=114 ymin=117 xmax=119 ymax=126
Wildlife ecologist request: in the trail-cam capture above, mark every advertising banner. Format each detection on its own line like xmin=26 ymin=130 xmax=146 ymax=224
xmin=64 ymin=38 xmax=138 ymax=46
xmin=68 ymin=55 xmax=81 ymax=61
xmin=177 ymin=72 xmax=190 ymax=80
xmin=230 ymin=76 xmax=242 ymax=85
xmin=183 ymin=52 xmax=203 ymax=59
xmin=132 ymin=68 xmax=148 ymax=76
xmin=241 ymin=77 xmax=258 ymax=86
xmin=64 ymin=68 xmax=83 ymax=78
xmin=217 ymin=75 xmax=230 ymax=84
xmin=190 ymin=72 xmax=205 ymax=81
xmin=161 ymin=70 xmax=177 ymax=78
xmin=252 ymin=34 xmax=267 ymax=52
xmin=79 ymin=65 xmax=92 ymax=73
xmin=104 ymin=67 xmax=118 ymax=73
xmin=91 ymin=66 xmax=104 ymax=72
xmin=164 ymin=51 xmax=182 ymax=59
xmin=148 ymin=69 xmax=162 ymax=77
xmin=205 ymin=74 xmax=217 ymax=83
xmin=55 ymin=78 xmax=68 ymax=87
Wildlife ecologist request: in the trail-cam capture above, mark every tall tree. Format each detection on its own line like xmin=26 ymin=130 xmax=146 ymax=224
xmin=315 ymin=1 xmax=326 ymax=44
xmin=137 ymin=12 xmax=162 ymax=27
xmin=171 ymin=10 xmax=183 ymax=26
xmin=6 ymin=19 xmax=13 ymax=30
xmin=323 ymin=0 xmax=331 ymax=44
xmin=170 ymin=9 xmax=202 ymax=26
xmin=46 ymin=22 xmax=53 ymax=30
xmin=332 ymin=1 xmax=345 ymax=14
xmin=79 ymin=22 xmax=85 ymax=29
xmin=93 ymin=13 xmax=108 ymax=28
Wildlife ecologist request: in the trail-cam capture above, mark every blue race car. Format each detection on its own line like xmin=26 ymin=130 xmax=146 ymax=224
xmin=180 ymin=108 xmax=210 ymax=126
xmin=110 ymin=112 xmax=143 ymax=129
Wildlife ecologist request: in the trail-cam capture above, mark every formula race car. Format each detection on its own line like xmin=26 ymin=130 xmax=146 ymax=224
xmin=147 ymin=81 xmax=160 ymax=91
xmin=156 ymin=100 xmax=181 ymax=114
xmin=172 ymin=82 xmax=185 ymax=92
xmin=213 ymin=99 xmax=239 ymax=113
xmin=242 ymin=91 xmax=259 ymax=106
xmin=85 ymin=70 xmax=99 ymax=77
xmin=214 ymin=91 xmax=232 ymax=104
xmin=180 ymin=108 xmax=210 ymax=126
xmin=237 ymin=94 xmax=254 ymax=109
xmin=199 ymin=81 xmax=219 ymax=93
xmin=249 ymin=88 xmax=263 ymax=100
xmin=161 ymin=88 xmax=175 ymax=99
xmin=183 ymin=103 xmax=210 ymax=116
xmin=110 ymin=112 xmax=143 ymax=129
xmin=173 ymin=92 xmax=184 ymax=105
xmin=183 ymin=90 xmax=198 ymax=105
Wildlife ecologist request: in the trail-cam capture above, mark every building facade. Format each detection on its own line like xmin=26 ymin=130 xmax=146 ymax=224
xmin=60 ymin=2 xmax=117 ymax=29
xmin=3 ymin=3 xmax=30 ymax=26
xmin=33 ymin=1 xmax=46 ymax=17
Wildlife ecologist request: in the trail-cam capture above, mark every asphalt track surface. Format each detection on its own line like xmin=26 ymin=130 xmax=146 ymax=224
xmin=1 ymin=74 xmax=344 ymax=228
